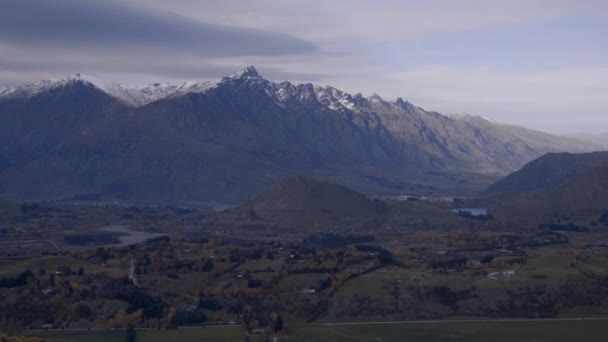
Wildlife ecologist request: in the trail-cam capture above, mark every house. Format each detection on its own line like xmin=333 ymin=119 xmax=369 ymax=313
xmin=41 ymin=287 xmax=54 ymax=295
xmin=299 ymin=288 xmax=316 ymax=294
xmin=503 ymin=270 xmax=515 ymax=277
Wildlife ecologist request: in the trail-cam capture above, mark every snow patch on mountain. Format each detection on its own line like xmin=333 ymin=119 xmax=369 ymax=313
xmin=0 ymin=73 xmax=222 ymax=107
xmin=450 ymin=112 xmax=494 ymax=123
xmin=0 ymin=73 xmax=109 ymax=99
xmin=116 ymin=80 xmax=219 ymax=106
xmin=0 ymin=66 xmax=419 ymax=114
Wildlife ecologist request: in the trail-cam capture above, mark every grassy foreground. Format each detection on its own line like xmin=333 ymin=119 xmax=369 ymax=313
xmin=28 ymin=319 xmax=608 ymax=342
xmin=286 ymin=319 xmax=608 ymax=342
xmin=29 ymin=326 xmax=243 ymax=342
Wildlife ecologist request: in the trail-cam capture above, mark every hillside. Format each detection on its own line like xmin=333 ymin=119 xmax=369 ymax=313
xmin=245 ymin=176 xmax=387 ymax=218
xmin=0 ymin=80 xmax=127 ymax=171
xmin=210 ymin=176 xmax=464 ymax=240
xmin=484 ymin=151 xmax=608 ymax=196
xmin=0 ymin=67 xmax=597 ymax=203
xmin=492 ymin=162 xmax=608 ymax=224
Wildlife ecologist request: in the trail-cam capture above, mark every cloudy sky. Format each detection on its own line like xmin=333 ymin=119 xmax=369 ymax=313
xmin=1 ymin=0 xmax=606 ymax=133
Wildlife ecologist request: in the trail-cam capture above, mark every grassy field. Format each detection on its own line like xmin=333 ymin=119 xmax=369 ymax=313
xmin=287 ymin=319 xmax=608 ymax=342
xmin=27 ymin=319 xmax=608 ymax=342
xmin=30 ymin=326 xmax=244 ymax=342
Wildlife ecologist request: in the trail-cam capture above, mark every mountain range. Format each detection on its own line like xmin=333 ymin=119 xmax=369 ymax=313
xmin=0 ymin=67 xmax=599 ymax=204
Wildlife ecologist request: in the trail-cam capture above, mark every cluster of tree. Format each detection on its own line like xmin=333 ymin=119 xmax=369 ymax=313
xmin=170 ymin=310 xmax=207 ymax=326
xmin=55 ymin=265 xmax=84 ymax=276
xmin=270 ymin=312 xmax=284 ymax=334
xmin=147 ymin=236 xmax=171 ymax=244
xmin=413 ymin=286 xmax=477 ymax=311
xmin=200 ymin=259 xmax=214 ymax=272
xmin=430 ymin=258 xmax=468 ymax=270
xmin=540 ymin=223 xmax=588 ymax=232
xmin=301 ymin=233 xmax=375 ymax=248
xmin=247 ymin=279 xmax=263 ymax=289
xmin=228 ymin=248 xmax=264 ymax=263
xmin=319 ymin=277 xmax=333 ymax=291
xmin=354 ymin=245 xmax=393 ymax=263
xmin=0 ymin=270 xmax=34 ymax=288
xmin=600 ymin=210 xmax=608 ymax=226
xmin=527 ymin=232 xmax=569 ymax=247
xmin=198 ymin=298 xmax=223 ymax=312
xmin=480 ymin=255 xmax=495 ymax=264
xmin=501 ymin=285 xmax=560 ymax=318
xmin=115 ymin=291 xmax=165 ymax=320
xmin=0 ymin=335 xmax=51 ymax=342
xmin=63 ymin=234 xmax=121 ymax=246
xmin=93 ymin=247 xmax=112 ymax=262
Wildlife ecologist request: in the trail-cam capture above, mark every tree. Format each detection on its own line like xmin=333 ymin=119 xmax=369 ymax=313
xmin=600 ymin=210 xmax=608 ymax=226
xmin=201 ymin=259 xmax=214 ymax=272
xmin=126 ymin=324 xmax=136 ymax=342
xmin=248 ymin=208 xmax=258 ymax=220
xmin=273 ymin=315 xmax=284 ymax=334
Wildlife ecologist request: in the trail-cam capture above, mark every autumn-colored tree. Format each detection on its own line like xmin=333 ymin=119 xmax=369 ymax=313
xmin=166 ymin=306 xmax=177 ymax=327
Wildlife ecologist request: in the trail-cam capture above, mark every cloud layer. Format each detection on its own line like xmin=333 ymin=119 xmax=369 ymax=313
xmin=0 ymin=0 xmax=317 ymax=57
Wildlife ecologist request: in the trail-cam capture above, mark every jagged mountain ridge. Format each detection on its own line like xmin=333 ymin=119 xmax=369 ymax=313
xmin=0 ymin=66 xmax=599 ymax=203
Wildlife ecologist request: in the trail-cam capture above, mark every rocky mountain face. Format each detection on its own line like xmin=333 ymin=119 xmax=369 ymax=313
xmin=0 ymin=67 xmax=598 ymax=203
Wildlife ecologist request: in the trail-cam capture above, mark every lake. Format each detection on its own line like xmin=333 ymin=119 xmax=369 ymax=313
xmin=98 ymin=225 xmax=167 ymax=247
xmin=452 ymin=207 xmax=489 ymax=216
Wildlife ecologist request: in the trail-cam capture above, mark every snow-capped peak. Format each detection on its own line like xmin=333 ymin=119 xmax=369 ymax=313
xmin=114 ymin=80 xmax=220 ymax=106
xmin=449 ymin=112 xmax=493 ymax=123
xmin=368 ymin=93 xmax=384 ymax=102
xmin=0 ymin=66 xmax=421 ymax=115
xmin=230 ymin=66 xmax=260 ymax=79
xmin=0 ymin=73 xmax=223 ymax=107
xmin=0 ymin=73 xmax=109 ymax=99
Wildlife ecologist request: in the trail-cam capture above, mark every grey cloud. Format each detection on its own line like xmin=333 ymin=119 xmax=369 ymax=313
xmin=0 ymin=54 xmax=328 ymax=84
xmin=0 ymin=0 xmax=318 ymax=57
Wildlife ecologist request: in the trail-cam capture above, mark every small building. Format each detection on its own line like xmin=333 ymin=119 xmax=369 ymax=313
xmin=299 ymin=288 xmax=316 ymax=294
xmin=503 ymin=270 xmax=515 ymax=277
